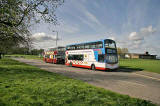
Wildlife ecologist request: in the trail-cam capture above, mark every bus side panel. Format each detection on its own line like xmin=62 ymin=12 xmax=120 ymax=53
xmin=65 ymin=50 xmax=94 ymax=69
xmin=72 ymin=64 xmax=91 ymax=69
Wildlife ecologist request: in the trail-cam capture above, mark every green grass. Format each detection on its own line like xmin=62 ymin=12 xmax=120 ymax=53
xmin=5 ymin=54 xmax=43 ymax=60
xmin=119 ymin=59 xmax=160 ymax=74
xmin=0 ymin=59 xmax=155 ymax=106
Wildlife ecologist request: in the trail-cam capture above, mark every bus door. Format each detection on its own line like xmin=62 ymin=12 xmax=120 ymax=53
xmin=53 ymin=55 xmax=57 ymax=63
xmin=50 ymin=55 xmax=54 ymax=63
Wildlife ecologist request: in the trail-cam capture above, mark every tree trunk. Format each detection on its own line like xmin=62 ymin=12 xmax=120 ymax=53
xmin=0 ymin=53 xmax=1 ymax=59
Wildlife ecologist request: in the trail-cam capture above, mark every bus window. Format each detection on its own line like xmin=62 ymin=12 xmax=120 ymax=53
xmin=45 ymin=55 xmax=50 ymax=58
xmin=84 ymin=44 xmax=90 ymax=49
xmin=68 ymin=55 xmax=73 ymax=60
xmin=78 ymin=55 xmax=83 ymax=60
xmin=96 ymin=41 xmax=103 ymax=48
xmin=79 ymin=45 xmax=84 ymax=49
xmin=67 ymin=46 xmax=74 ymax=50
xmin=68 ymin=55 xmax=83 ymax=60
xmin=74 ymin=55 xmax=83 ymax=60
xmin=66 ymin=46 xmax=69 ymax=50
xmin=106 ymin=48 xmax=117 ymax=54
xmin=89 ymin=43 xmax=96 ymax=49
xmin=105 ymin=40 xmax=116 ymax=48
xmin=67 ymin=46 xmax=75 ymax=50
xmin=73 ymin=55 xmax=77 ymax=60
xmin=66 ymin=46 xmax=71 ymax=50
xmin=76 ymin=45 xmax=80 ymax=50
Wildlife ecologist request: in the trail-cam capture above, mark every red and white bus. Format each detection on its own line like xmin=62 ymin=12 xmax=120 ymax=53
xmin=65 ymin=39 xmax=119 ymax=70
xmin=43 ymin=47 xmax=65 ymax=64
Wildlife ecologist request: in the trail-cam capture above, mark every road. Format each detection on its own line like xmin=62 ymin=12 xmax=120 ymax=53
xmin=14 ymin=58 xmax=160 ymax=105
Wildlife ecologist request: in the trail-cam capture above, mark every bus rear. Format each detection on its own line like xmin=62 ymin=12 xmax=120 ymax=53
xmin=44 ymin=47 xmax=65 ymax=64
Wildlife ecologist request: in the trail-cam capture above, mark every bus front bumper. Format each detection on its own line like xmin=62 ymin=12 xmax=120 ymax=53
xmin=105 ymin=63 xmax=119 ymax=70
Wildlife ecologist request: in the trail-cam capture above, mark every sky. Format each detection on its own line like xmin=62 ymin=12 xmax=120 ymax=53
xmin=31 ymin=0 xmax=160 ymax=56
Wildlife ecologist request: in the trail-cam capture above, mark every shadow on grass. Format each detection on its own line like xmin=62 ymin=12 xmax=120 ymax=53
xmin=95 ymin=66 xmax=144 ymax=73
xmin=62 ymin=65 xmax=144 ymax=73
xmin=114 ymin=66 xmax=144 ymax=72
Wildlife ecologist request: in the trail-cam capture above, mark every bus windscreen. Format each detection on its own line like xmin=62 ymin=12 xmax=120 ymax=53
xmin=104 ymin=40 xmax=116 ymax=48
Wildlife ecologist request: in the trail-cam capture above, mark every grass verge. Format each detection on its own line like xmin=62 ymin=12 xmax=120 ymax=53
xmin=119 ymin=59 xmax=160 ymax=74
xmin=0 ymin=58 xmax=155 ymax=106
xmin=5 ymin=54 xmax=43 ymax=60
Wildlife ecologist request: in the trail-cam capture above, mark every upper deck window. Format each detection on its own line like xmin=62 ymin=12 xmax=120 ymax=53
xmin=67 ymin=41 xmax=103 ymax=50
xmin=89 ymin=43 xmax=96 ymax=49
xmin=104 ymin=40 xmax=116 ymax=48
xmin=66 ymin=46 xmax=76 ymax=50
xmin=57 ymin=47 xmax=65 ymax=51
xmin=96 ymin=41 xmax=103 ymax=48
xmin=79 ymin=45 xmax=84 ymax=49
xmin=84 ymin=44 xmax=90 ymax=49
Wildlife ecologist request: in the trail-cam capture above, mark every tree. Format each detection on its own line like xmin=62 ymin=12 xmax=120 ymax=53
xmin=117 ymin=47 xmax=129 ymax=59
xmin=117 ymin=47 xmax=122 ymax=55
xmin=121 ymin=48 xmax=129 ymax=54
xmin=117 ymin=47 xmax=129 ymax=54
xmin=30 ymin=49 xmax=44 ymax=55
xmin=0 ymin=0 xmax=64 ymax=56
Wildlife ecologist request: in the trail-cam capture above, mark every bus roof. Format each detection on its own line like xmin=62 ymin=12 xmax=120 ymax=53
xmin=66 ymin=39 xmax=115 ymax=47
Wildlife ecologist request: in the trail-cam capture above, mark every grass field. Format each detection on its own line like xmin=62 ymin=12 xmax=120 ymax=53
xmin=0 ymin=59 xmax=155 ymax=106
xmin=5 ymin=54 xmax=43 ymax=60
xmin=119 ymin=59 xmax=160 ymax=74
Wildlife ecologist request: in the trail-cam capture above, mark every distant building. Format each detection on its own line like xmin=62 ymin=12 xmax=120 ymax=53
xmin=122 ymin=52 xmax=157 ymax=59
xmin=139 ymin=52 xmax=157 ymax=59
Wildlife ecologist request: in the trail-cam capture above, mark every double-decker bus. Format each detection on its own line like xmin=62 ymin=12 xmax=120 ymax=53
xmin=65 ymin=39 xmax=118 ymax=70
xmin=43 ymin=46 xmax=65 ymax=64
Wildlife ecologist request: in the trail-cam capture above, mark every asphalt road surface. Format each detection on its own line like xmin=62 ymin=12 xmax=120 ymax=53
xmin=14 ymin=58 xmax=160 ymax=105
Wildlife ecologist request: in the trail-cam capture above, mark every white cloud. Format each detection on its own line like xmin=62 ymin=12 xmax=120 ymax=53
xmin=125 ymin=25 xmax=157 ymax=50
xmin=117 ymin=25 xmax=157 ymax=52
xmin=140 ymin=25 xmax=156 ymax=36
xmin=128 ymin=26 xmax=156 ymax=42
xmin=32 ymin=32 xmax=57 ymax=42
xmin=129 ymin=32 xmax=144 ymax=41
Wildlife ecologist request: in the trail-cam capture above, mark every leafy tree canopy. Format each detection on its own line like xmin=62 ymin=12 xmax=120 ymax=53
xmin=117 ymin=47 xmax=129 ymax=54
xmin=0 ymin=0 xmax=64 ymax=53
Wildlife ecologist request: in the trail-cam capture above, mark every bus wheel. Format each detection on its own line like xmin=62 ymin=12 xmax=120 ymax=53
xmin=69 ymin=62 xmax=72 ymax=67
xmin=91 ymin=64 xmax=96 ymax=70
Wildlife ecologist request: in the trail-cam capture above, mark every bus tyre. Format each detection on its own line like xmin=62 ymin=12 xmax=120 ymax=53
xmin=91 ymin=64 xmax=96 ymax=71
